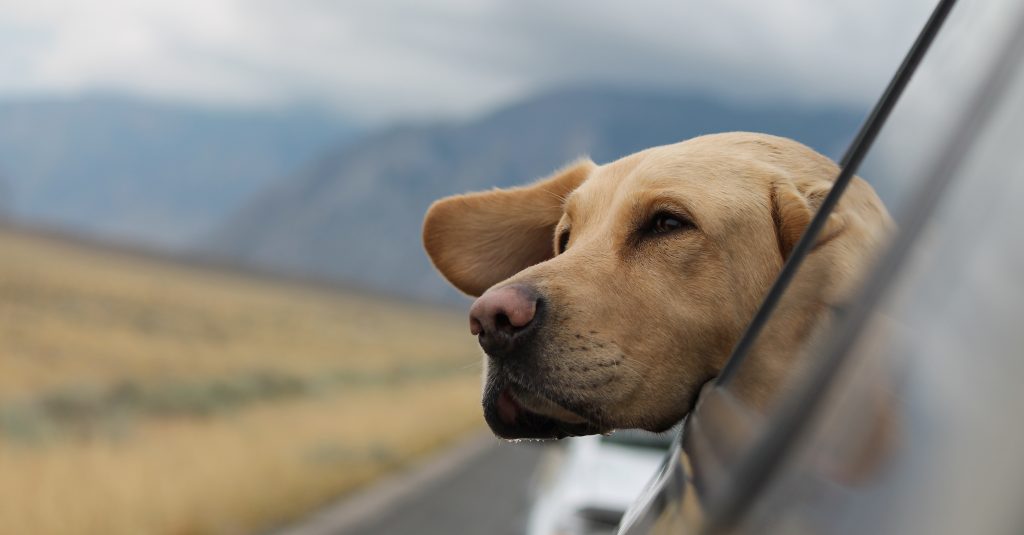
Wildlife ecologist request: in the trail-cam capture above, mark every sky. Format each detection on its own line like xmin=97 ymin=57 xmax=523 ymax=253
xmin=0 ymin=0 xmax=935 ymax=124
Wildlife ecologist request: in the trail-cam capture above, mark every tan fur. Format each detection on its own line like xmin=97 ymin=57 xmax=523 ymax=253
xmin=422 ymin=132 xmax=892 ymax=432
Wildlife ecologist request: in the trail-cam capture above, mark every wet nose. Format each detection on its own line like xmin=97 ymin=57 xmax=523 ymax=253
xmin=469 ymin=284 xmax=540 ymax=358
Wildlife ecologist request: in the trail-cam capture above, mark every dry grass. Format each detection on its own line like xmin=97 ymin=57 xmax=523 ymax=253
xmin=0 ymin=227 xmax=486 ymax=534
xmin=0 ymin=228 xmax=477 ymax=400
xmin=0 ymin=378 xmax=482 ymax=535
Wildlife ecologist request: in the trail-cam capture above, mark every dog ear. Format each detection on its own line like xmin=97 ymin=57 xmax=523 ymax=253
xmin=423 ymin=159 xmax=595 ymax=296
xmin=770 ymin=179 xmax=842 ymax=260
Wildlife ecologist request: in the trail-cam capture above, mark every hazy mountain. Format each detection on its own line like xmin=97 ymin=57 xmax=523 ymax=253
xmin=0 ymin=95 xmax=355 ymax=247
xmin=205 ymin=87 xmax=865 ymax=302
xmin=0 ymin=174 xmax=10 ymax=215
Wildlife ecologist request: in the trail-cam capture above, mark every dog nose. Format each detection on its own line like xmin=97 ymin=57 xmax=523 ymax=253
xmin=469 ymin=284 xmax=540 ymax=357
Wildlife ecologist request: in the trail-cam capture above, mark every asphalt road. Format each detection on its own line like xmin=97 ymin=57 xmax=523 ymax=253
xmin=274 ymin=433 xmax=548 ymax=535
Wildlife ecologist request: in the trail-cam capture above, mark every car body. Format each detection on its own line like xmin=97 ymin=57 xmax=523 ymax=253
xmin=527 ymin=431 xmax=674 ymax=535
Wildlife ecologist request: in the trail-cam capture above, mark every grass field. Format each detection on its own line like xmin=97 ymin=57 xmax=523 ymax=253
xmin=0 ymin=227 xmax=484 ymax=535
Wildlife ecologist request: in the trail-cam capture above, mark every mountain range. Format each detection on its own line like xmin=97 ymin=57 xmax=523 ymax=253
xmin=202 ymin=88 xmax=865 ymax=302
xmin=0 ymin=89 xmax=865 ymax=302
xmin=0 ymin=96 xmax=354 ymax=247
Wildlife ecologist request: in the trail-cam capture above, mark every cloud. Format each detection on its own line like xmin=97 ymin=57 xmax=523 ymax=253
xmin=0 ymin=0 xmax=935 ymax=123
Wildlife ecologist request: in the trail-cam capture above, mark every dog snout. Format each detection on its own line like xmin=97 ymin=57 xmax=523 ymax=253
xmin=469 ymin=284 xmax=541 ymax=358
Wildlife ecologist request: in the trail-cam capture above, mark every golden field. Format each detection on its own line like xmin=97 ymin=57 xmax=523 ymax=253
xmin=0 ymin=226 xmax=485 ymax=535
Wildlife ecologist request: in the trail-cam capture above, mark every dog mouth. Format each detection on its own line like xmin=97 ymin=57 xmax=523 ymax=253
xmin=483 ymin=382 xmax=606 ymax=440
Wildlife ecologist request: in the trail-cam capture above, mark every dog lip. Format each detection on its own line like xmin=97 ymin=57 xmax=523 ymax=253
xmin=485 ymin=384 xmax=605 ymax=440
xmin=508 ymin=385 xmax=588 ymax=425
xmin=496 ymin=388 xmax=520 ymax=425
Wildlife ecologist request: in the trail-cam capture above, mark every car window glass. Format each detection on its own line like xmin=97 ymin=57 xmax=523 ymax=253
xmin=718 ymin=0 xmax=1021 ymax=474
xmin=620 ymin=2 xmax=1019 ymax=532
xmin=719 ymin=0 xmax=1013 ymax=416
xmin=730 ymin=3 xmax=1024 ymax=532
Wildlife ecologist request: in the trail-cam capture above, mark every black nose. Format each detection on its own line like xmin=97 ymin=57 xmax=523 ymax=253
xmin=468 ymin=284 xmax=541 ymax=359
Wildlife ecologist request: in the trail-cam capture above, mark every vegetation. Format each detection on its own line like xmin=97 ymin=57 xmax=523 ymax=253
xmin=0 ymin=227 xmax=483 ymax=534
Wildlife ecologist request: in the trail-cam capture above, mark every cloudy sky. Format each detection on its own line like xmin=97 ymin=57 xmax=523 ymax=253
xmin=0 ymin=0 xmax=934 ymax=124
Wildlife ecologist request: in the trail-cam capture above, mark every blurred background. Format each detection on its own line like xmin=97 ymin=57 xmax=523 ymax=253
xmin=0 ymin=1 xmax=934 ymax=534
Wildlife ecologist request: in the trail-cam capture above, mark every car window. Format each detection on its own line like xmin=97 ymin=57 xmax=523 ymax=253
xmin=676 ymin=0 xmax=957 ymax=503
xmin=722 ymin=1 xmax=1024 ymax=532
xmin=619 ymin=0 xmax=1024 ymax=532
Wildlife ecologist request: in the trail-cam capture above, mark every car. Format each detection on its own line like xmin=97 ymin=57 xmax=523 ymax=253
xmin=617 ymin=0 xmax=1024 ymax=533
xmin=527 ymin=430 xmax=675 ymax=535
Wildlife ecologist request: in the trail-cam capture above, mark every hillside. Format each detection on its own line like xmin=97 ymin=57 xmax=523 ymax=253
xmin=205 ymin=87 xmax=864 ymax=302
xmin=0 ymin=96 xmax=354 ymax=247
xmin=0 ymin=226 xmax=482 ymax=535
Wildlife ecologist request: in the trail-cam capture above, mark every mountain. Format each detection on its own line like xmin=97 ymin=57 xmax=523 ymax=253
xmin=204 ymin=87 xmax=865 ymax=302
xmin=0 ymin=174 xmax=10 ymax=216
xmin=0 ymin=95 xmax=355 ymax=247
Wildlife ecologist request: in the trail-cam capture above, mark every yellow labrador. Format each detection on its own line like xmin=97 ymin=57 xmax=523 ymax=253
xmin=423 ymin=132 xmax=891 ymax=439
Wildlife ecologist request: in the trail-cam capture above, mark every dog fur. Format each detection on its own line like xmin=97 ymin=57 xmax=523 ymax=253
xmin=422 ymin=132 xmax=892 ymax=439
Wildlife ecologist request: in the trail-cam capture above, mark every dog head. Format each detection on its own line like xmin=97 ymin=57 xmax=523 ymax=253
xmin=423 ymin=132 xmax=891 ymax=439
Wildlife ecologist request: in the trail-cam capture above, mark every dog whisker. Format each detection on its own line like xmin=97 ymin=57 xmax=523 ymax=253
xmin=610 ymin=359 xmax=648 ymax=381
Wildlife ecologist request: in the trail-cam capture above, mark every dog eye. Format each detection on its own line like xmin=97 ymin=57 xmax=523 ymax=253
xmin=557 ymin=229 xmax=571 ymax=253
xmin=646 ymin=212 xmax=693 ymax=235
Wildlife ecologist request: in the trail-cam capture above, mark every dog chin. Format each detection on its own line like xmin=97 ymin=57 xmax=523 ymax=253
xmin=482 ymin=382 xmax=606 ymax=440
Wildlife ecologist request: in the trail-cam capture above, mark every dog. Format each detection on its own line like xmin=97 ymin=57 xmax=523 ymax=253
xmin=422 ymin=132 xmax=892 ymax=440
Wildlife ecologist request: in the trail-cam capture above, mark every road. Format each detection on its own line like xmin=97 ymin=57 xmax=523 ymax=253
xmin=273 ymin=432 xmax=547 ymax=535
